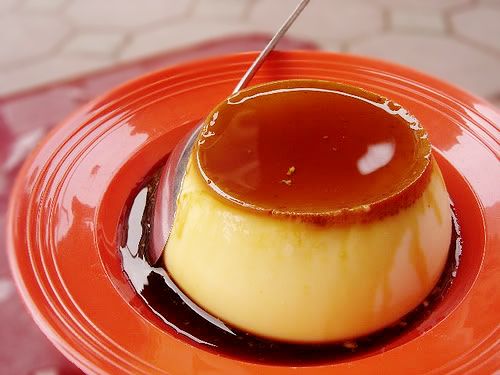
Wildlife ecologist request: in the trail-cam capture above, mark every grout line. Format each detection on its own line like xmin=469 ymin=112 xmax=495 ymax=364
xmin=115 ymin=5 xmax=194 ymax=35
xmin=49 ymin=22 xmax=76 ymax=55
xmin=242 ymin=0 xmax=258 ymax=21
xmin=444 ymin=0 xmax=478 ymax=20
xmin=0 ymin=20 xmax=75 ymax=72
xmin=114 ymin=32 xmax=134 ymax=61
xmin=0 ymin=0 xmax=499 ymax=97
xmin=442 ymin=9 xmax=454 ymax=35
xmin=186 ymin=0 xmax=200 ymax=18
xmin=18 ymin=0 xmax=71 ymax=14
xmin=339 ymin=40 xmax=350 ymax=53
xmin=451 ymin=34 xmax=500 ymax=58
xmin=338 ymin=21 xmax=387 ymax=51
xmin=381 ymin=6 xmax=391 ymax=32
xmin=60 ymin=0 xmax=73 ymax=13
xmin=10 ymin=0 xmax=27 ymax=12
xmin=445 ymin=0 xmax=500 ymax=58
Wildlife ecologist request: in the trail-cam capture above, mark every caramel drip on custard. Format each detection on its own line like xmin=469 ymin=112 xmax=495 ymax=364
xmin=409 ymin=218 xmax=430 ymax=288
xmin=368 ymin=221 xmax=401 ymax=320
xmin=427 ymin=190 xmax=443 ymax=225
xmin=369 ymin=174 xmax=448 ymax=319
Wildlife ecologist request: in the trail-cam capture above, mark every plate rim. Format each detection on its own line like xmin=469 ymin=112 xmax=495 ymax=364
xmin=7 ymin=50 xmax=500 ymax=375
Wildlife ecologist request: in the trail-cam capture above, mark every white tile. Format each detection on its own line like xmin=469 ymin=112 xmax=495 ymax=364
xmin=349 ymin=34 xmax=500 ymax=98
xmin=66 ymin=0 xmax=192 ymax=29
xmin=120 ymin=21 xmax=256 ymax=61
xmin=0 ymin=0 xmax=497 ymax=101
xmin=0 ymin=56 xmax=113 ymax=95
xmin=249 ymin=0 xmax=383 ymax=42
xmin=22 ymin=0 xmax=67 ymax=13
xmin=0 ymin=13 xmax=70 ymax=66
xmin=193 ymin=0 xmax=249 ymax=19
xmin=317 ymin=39 xmax=343 ymax=53
xmin=391 ymin=9 xmax=446 ymax=33
xmin=452 ymin=7 xmax=500 ymax=51
xmin=360 ymin=0 xmax=469 ymax=10
xmin=0 ymin=0 xmax=16 ymax=13
xmin=478 ymin=0 xmax=500 ymax=5
xmin=63 ymin=31 xmax=125 ymax=56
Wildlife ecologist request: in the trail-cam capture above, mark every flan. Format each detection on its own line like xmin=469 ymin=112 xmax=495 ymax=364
xmin=163 ymin=80 xmax=452 ymax=343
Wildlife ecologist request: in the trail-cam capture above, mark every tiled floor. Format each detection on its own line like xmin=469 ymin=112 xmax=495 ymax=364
xmin=1 ymin=0 xmax=500 ymax=107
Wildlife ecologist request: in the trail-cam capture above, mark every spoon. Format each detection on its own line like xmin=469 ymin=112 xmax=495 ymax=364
xmin=149 ymin=0 xmax=310 ymax=264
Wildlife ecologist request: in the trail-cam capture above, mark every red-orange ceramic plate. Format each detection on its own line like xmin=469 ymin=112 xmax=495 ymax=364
xmin=7 ymin=52 xmax=500 ymax=374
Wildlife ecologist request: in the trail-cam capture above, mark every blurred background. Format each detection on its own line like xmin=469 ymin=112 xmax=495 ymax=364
xmin=1 ymin=0 xmax=499 ymax=374
xmin=1 ymin=0 xmax=500 ymax=100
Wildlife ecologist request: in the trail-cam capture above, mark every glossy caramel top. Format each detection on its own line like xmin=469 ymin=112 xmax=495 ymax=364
xmin=195 ymin=80 xmax=432 ymax=224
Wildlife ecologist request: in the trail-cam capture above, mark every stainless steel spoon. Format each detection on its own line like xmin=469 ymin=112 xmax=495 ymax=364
xmin=150 ymin=0 xmax=310 ymax=264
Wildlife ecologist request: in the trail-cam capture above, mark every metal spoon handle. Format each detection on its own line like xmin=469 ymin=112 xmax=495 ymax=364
xmin=232 ymin=0 xmax=310 ymax=94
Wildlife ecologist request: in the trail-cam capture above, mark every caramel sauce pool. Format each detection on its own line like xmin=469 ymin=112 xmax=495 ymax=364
xmin=196 ymin=80 xmax=431 ymax=222
xmin=119 ymin=171 xmax=461 ymax=366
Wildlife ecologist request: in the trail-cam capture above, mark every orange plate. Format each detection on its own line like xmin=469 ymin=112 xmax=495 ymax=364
xmin=7 ymin=52 xmax=500 ymax=374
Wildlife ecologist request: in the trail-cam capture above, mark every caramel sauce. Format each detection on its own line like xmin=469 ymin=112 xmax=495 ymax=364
xmin=119 ymin=171 xmax=461 ymax=366
xmin=196 ymin=80 xmax=432 ymax=224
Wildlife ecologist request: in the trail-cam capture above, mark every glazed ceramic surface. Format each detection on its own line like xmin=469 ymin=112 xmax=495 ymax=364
xmin=7 ymin=51 xmax=500 ymax=374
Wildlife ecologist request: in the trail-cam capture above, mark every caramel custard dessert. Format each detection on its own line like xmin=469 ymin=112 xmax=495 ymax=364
xmin=163 ymin=80 xmax=452 ymax=343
